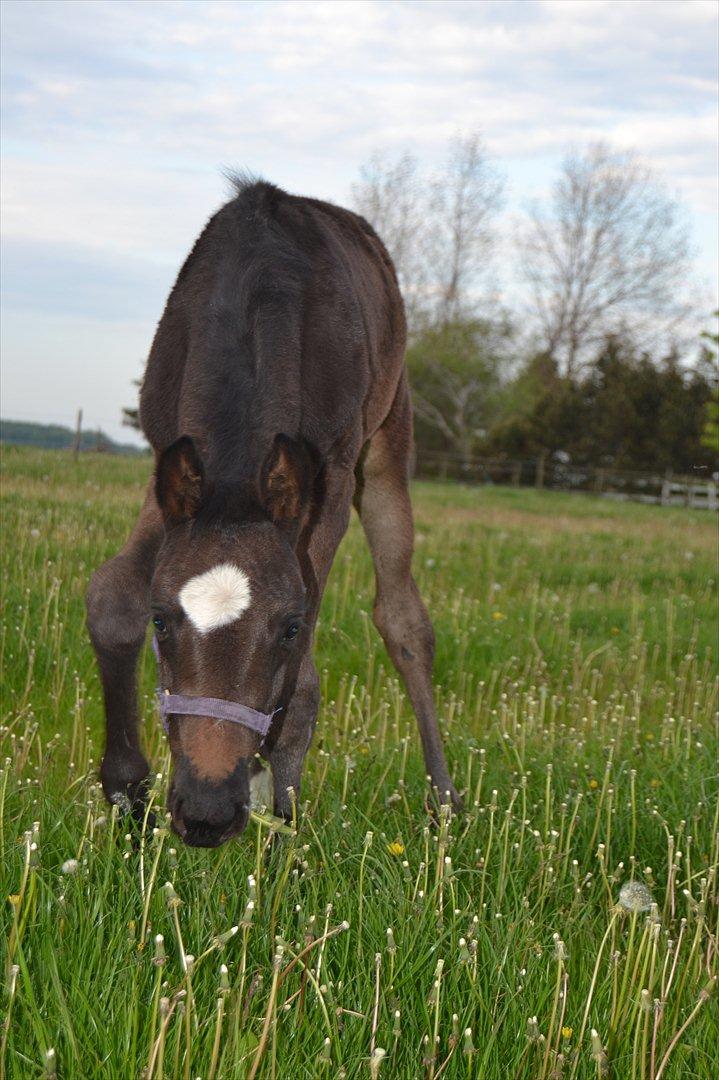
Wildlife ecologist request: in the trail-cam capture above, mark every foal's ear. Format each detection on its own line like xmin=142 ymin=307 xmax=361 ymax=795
xmin=260 ymin=435 xmax=317 ymax=540
xmin=155 ymin=436 xmax=205 ymax=525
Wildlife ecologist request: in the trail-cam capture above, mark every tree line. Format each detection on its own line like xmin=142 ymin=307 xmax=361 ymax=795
xmin=353 ymin=137 xmax=717 ymax=474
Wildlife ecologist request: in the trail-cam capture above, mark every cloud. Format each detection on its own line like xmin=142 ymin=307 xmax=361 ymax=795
xmin=2 ymin=237 xmax=172 ymax=319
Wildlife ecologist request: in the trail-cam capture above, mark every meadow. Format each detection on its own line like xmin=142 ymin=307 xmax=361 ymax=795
xmin=1 ymin=446 xmax=717 ymax=1079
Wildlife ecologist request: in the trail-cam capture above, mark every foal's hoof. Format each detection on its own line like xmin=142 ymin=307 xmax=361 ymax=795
xmin=101 ymin=750 xmax=156 ymax=835
xmin=447 ymin=784 xmax=464 ymax=813
xmin=104 ymin=777 xmax=156 ymax=837
xmin=425 ymin=780 xmax=463 ymax=819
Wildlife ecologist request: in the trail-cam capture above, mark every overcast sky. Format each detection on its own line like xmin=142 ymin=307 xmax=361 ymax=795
xmin=2 ymin=0 xmax=717 ymax=444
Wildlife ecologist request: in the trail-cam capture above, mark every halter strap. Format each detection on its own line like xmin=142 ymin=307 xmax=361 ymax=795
xmin=152 ymin=636 xmax=278 ymax=741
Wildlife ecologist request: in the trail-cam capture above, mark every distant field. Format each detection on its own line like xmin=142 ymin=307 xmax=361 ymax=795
xmin=2 ymin=447 xmax=717 ymax=1079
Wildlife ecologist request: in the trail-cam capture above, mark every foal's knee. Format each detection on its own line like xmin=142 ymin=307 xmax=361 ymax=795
xmin=86 ymin=556 xmax=148 ymax=654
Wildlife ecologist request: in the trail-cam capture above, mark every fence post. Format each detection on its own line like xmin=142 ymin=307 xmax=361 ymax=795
xmin=511 ymin=462 xmax=521 ymax=487
xmin=708 ymin=480 xmax=718 ymax=512
xmin=661 ymin=468 xmax=672 ymax=507
xmin=535 ymin=452 xmax=546 ymax=489
xmin=72 ymin=408 xmax=83 ymax=460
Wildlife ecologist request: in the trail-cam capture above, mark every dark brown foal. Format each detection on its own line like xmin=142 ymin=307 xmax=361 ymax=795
xmin=86 ymin=178 xmax=459 ymax=847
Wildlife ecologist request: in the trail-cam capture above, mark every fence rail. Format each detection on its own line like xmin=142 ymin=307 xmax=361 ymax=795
xmin=413 ymin=450 xmax=718 ymax=510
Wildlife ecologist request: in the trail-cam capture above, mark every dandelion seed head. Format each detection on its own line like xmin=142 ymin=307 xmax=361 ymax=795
xmin=618 ymin=881 xmax=654 ymax=912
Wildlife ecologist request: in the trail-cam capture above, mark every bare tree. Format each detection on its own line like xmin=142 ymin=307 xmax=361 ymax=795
xmin=352 ymin=133 xmax=504 ymax=335
xmin=426 ymin=134 xmax=504 ymax=327
xmin=351 ymin=152 xmax=427 ymax=329
xmin=521 ymin=142 xmax=693 ymax=373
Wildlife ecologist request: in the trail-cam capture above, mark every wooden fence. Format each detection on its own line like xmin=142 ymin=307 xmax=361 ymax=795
xmin=413 ymin=450 xmax=718 ymax=510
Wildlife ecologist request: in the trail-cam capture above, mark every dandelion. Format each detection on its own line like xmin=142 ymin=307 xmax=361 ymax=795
xmin=618 ymin=881 xmax=654 ymax=913
xmin=61 ymin=859 xmax=79 ymax=875
xmin=590 ymin=1029 xmax=608 ymax=1074
xmin=43 ymin=1048 xmax=57 ymax=1079
xmin=213 ymin=924 xmax=239 ymax=948
xmin=153 ymin=934 xmax=166 ymax=966
xmin=588 ymin=778 xmax=599 ymax=790
xmin=492 ymin=610 xmax=505 ymax=621
xmin=163 ymin=881 xmax=181 ymax=908
xmin=561 ymin=1026 xmax=573 ymax=1040
xmin=387 ymin=841 xmax=404 ymax=856
xmin=369 ymin=1046 xmax=386 ymax=1079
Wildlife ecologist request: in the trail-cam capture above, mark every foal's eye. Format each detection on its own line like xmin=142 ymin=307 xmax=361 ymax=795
xmin=283 ymin=621 xmax=301 ymax=642
xmin=152 ymin=615 xmax=167 ymax=634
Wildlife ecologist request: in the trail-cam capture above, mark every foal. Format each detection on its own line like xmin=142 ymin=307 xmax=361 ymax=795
xmin=87 ymin=179 xmax=459 ymax=847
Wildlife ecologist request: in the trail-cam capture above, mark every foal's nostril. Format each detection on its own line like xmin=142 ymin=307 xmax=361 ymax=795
xmin=182 ymin=818 xmax=231 ymax=848
xmin=177 ymin=803 xmax=249 ymax=848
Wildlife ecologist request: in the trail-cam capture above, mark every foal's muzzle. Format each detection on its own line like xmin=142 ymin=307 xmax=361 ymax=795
xmin=173 ymin=802 xmax=250 ymax=848
xmin=168 ymin=763 xmax=251 ymax=848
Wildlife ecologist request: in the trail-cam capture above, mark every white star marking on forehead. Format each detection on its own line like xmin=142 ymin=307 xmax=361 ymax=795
xmin=179 ymin=562 xmax=252 ymax=633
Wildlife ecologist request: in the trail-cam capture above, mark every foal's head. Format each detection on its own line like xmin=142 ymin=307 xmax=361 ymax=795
xmin=151 ymin=435 xmax=316 ymax=847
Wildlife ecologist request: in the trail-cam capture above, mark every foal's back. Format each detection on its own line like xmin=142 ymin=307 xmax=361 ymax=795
xmin=139 ymin=179 xmax=406 ymax=481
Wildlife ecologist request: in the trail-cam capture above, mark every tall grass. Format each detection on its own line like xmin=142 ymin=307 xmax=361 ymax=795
xmin=1 ymin=448 xmax=717 ymax=1078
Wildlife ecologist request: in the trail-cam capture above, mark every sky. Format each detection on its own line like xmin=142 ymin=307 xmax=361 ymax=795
xmin=1 ymin=0 xmax=717 ymax=444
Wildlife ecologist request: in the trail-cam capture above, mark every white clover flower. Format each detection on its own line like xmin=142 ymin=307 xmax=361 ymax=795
xmin=618 ymin=881 xmax=654 ymax=913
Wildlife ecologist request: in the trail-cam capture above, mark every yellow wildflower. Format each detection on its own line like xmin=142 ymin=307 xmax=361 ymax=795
xmin=387 ymin=841 xmax=405 ymax=856
xmin=492 ymin=611 xmax=505 ymax=621
xmin=562 ymin=1027 xmax=573 ymax=1040
xmin=588 ymin=778 xmax=599 ymax=790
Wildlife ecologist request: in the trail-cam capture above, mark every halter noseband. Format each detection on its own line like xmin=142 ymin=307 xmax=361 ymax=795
xmin=152 ymin=636 xmax=279 ymax=741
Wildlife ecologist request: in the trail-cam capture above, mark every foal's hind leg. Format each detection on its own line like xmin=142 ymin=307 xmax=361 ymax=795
xmin=355 ymin=378 xmax=460 ymax=809
xmin=86 ymin=483 xmax=163 ymax=818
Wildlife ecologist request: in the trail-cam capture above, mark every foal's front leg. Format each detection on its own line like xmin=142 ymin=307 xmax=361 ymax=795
xmin=267 ymin=652 xmax=320 ymax=823
xmin=86 ymin=485 xmax=163 ymax=818
xmin=268 ymin=464 xmax=355 ymax=822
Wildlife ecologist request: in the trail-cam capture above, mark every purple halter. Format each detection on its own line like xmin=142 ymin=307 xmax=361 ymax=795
xmin=152 ymin=637 xmax=278 ymax=741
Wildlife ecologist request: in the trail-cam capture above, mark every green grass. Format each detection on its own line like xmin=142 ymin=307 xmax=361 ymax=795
xmin=1 ymin=446 xmax=717 ymax=1079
